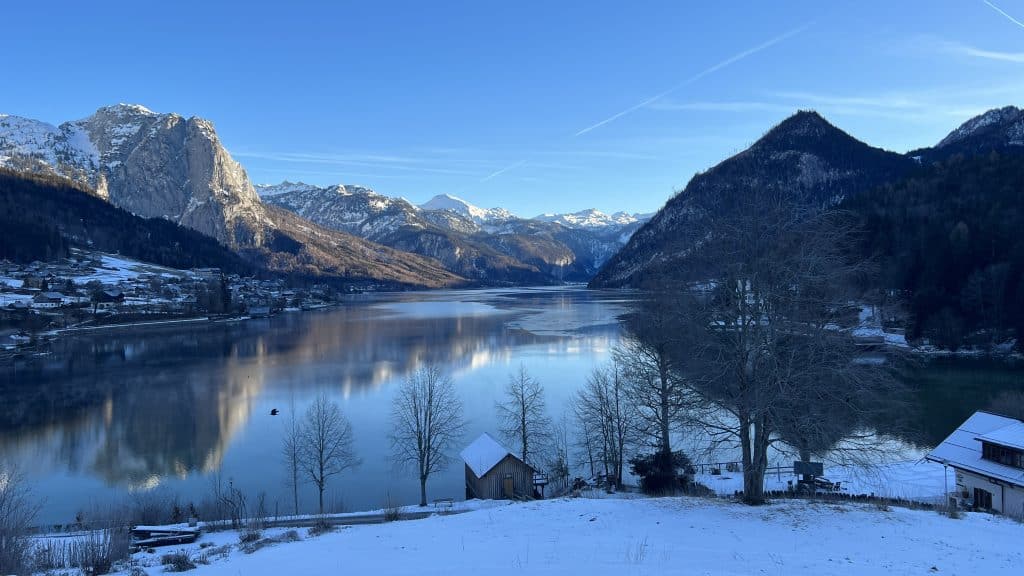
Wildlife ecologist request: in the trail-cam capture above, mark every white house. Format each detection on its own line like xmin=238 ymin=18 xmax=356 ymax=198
xmin=32 ymin=292 xmax=64 ymax=308
xmin=926 ymin=411 xmax=1024 ymax=518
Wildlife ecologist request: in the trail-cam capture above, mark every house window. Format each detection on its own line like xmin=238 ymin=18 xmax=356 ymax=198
xmin=981 ymin=442 xmax=1024 ymax=469
xmin=973 ymin=487 xmax=993 ymax=510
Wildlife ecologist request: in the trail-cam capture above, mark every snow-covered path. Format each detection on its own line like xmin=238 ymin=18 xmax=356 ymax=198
xmin=130 ymin=496 xmax=1021 ymax=575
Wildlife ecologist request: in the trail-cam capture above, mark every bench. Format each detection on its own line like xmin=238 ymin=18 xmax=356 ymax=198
xmin=433 ymin=498 xmax=454 ymax=513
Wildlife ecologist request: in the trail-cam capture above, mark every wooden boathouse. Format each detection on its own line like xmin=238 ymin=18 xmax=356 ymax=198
xmin=460 ymin=433 xmax=536 ymax=500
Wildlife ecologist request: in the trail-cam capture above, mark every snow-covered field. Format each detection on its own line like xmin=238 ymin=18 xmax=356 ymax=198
xmin=116 ymin=496 xmax=1021 ymax=575
xmin=697 ymin=459 xmax=949 ymax=502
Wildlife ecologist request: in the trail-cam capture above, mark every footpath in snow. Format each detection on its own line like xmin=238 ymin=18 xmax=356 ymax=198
xmin=119 ymin=496 xmax=1021 ymax=575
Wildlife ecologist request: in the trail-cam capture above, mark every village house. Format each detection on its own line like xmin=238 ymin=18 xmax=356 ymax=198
xmin=460 ymin=433 xmax=537 ymax=500
xmin=93 ymin=289 xmax=125 ymax=311
xmin=32 ymin=292 xmax=65 ymax=308
xmin=926 ymin=411 xmax=1024 ymax=518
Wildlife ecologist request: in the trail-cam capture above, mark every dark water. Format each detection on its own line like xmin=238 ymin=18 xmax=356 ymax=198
xmin=904 ymin=356 xmax=1024 ymax=446
xmin=1 ymin=287 xmax=1020 ymax=524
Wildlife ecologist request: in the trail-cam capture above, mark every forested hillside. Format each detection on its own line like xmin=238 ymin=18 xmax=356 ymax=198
xmin=846 ymin=152 xmax=1024 ymax=350
xmin=0 ymin=168 xmax=253 ymax=273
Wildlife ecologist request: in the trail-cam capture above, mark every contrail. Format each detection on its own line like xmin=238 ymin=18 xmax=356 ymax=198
xmin=480 ymin=160 xmax=527 ymax=182
xmin=573 ymin=22 xmax=812 ymax=137
xmin=982 ymin=0 xmax=1024 ymax=29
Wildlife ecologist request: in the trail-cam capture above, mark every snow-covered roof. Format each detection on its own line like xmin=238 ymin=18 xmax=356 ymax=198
xmin=926 ymin=411 xmax=1024 ymax=487
xmin=976 ymin=421 xmax=1024 ymax=451
xmin=460 ymin=433 xmax=515 ymax=477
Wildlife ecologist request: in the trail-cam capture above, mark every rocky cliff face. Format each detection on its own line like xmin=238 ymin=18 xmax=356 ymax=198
xmin=0 ymin=105 xmax=462 ymax=288
xmin=1 ymin=104 xmax=266 ymax=247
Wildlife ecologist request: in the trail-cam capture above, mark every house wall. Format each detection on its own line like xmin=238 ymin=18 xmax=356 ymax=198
xmin=467 ymin=455 xmax=534 ymax=500
xmin=1004 ymin=483 xmax=1024 ymax=519
xmin=955 ymin=469 xmax=1024 ymax=516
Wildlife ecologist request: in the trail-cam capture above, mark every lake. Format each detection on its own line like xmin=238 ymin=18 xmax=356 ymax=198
xmin=1 ymin=287 xmax=1020 ymax=525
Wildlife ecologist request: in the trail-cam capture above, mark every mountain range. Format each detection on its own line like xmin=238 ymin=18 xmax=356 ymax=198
xmin=590 ymin=107 xmax=1024 ymax=288
xmin=0 ymin=105 xmax=647 ymax=287
xmin=3 ymin=102 xmax=1023 ymax=315
xmin=255 ymin=183 xmax=649 ymax=283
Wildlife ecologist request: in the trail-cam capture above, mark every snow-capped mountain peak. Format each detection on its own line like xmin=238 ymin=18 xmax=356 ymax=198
xmin=534 ymin=208 xmax=653 ymax=230
xmin=420 ymin=193 xmax=515 ymax=224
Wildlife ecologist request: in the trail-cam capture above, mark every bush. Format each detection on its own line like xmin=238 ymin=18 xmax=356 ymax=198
xmin=383 ymin=492 xmax=401 ymax=522
xmin=161 ymin=551 xmax=197 ymax=572
xmin=239 ymin=529 xmax=262 ymax=544
xmin=71 ymin=528 xmax=131 ymax=574
xmin=629 ymin=450 xmax=694 ymax=495
xmin=308 ymin=518 xmax=333 ymax=537
xmin=0 ymin=464 xmax=40 ymax=575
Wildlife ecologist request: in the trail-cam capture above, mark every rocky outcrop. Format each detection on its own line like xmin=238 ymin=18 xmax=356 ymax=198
xmin=1 ymin=104 xmax=266 ymax=247
xmin=0 ymin=105 xmax=461 ymax=288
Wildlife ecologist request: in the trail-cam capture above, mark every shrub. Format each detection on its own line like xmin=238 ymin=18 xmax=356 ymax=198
xmin=0 ymin=464 xmax=40 ymax=575
xmin=383 ymin=492 xmax=401 ymax=522
xmin=161 ymin=551 xmax=197 ymax=572
xmin=629 ymin=450 xmax=694 ymax=495
xmin=308 ymin=518 xmax=333 ymax=537
xmin=70 ymin=528 xmax=132 ymax=575
xmin=239 ymin=529 xmax=262 ymax=544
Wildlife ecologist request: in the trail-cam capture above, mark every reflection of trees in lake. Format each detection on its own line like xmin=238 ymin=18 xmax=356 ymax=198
xmin=0 ymin=305 xmax=571 ymax=488
xmin=89 ymin=357 xmax=266 ymax=486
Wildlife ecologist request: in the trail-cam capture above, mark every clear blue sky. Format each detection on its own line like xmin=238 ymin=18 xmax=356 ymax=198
xmin=5 ymin=1 xmax=1024 ymax=216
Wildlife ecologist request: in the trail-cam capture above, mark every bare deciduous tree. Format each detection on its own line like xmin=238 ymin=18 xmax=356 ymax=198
xmin=572 ymin=362 xmax=639 ymax=487
xmin=281 ymin=399 xmax=302 ymax=515
xmin=300 ymin=394 xmax=359 ymax=515
xmin=615 ymin=295 xmax=690 ymax=458
xmin=0 ymin=463 xmax=40 ymax=575
xmin=545 ymin=414 xmax=572 ymax=486
xmin=391 ymin=366 xmax=466 ymax=507
xmin=669 ymin=191 xmax=905 ymax=504
xmin=496 ymin=365 xmax=552 ymax=467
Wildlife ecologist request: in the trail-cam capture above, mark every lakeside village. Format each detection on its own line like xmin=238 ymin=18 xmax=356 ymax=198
xmin=0 ymin=249 xmax=345 ymax=355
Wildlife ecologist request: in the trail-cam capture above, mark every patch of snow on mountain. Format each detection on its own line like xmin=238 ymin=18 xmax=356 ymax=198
xmin=255 ymin=181 xmax=320 ymax=197
xmin=0 ymin=114 xmax=64 ymax=166
xmin=938 ymin=106 xmax=1022 ymax=148
xmin=1007 ymin=119 xmax=1024 ymax=146
xmin=0 ymin=114 xmax=99 ymax=173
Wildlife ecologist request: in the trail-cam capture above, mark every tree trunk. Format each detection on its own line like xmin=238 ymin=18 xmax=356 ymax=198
xmin=318 ymin=485 xmax=324 ymax=515
xmin=659 ymin=397 xmax=672 ymax=455
xmin=292 ymin=477 xmax=299 ymax=515
xmin=659 ymin=360 xmax=673 ymax=455
xmin=419 ymin=476 xmax=428 ymax=507
xmin=742 ymin=418 xmax=770 ymax=505
xmin=740 ymin=415 xmax=754 ymax=500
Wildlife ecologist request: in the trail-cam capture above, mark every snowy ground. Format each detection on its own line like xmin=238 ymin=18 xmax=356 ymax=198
xmin=111 ymin=496 xmax=1021 ymax=576
xmin=70 ymin=253 xmax=190 ymax=285
xmin=697 ymin=460 xmax=949 ymax=502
